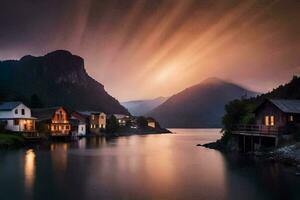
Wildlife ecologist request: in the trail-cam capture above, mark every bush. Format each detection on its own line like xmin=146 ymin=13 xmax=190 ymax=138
xmin=0 ymin=133 xmax=25 ymax=147
xmin=106 ymin=115 xmax=120 ymax=134
xmin=221 ymin=99 xmax=256 ymax=144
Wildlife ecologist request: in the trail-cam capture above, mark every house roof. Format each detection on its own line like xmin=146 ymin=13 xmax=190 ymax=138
xmin=31 ymin=107 xmax=62 ymax=121
xmin=112 ymin=114 xmax=129 ymax=119
xmin=0 ymin=102 xmax=23 ymax=111
xmin=70 ymin=118 xmax=85 ymax=126
xmin=269 ymin=99 xmax=300 ymax=114
xmin=77 ymin=111 xmax=105 ymax=116
xmin=71 ymin=111 xmax=88 ymax=122
xmin=255 ymin=99 xmax=300 ymax=114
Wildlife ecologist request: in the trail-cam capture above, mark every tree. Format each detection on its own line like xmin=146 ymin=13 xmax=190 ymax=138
xmin=106 ymin=115 xmax=119 ymax=134
xmin=136 ymin=116 xmax=148 ymax=129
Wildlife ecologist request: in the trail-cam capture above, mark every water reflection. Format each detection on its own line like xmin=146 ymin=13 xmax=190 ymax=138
xmin=0 ymin=129 xmax=299 ymax=200
xmin=24 ymin=149 xmax=35 ymax=195
xmin=50 ymin=143 xmax=68 ymax=172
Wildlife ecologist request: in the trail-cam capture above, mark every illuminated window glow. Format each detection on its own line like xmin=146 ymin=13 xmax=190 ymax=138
xmin=264 ymin=116 xmax=269 ymax=126
xmin=270 ymin=116 xmax=275 ymax=126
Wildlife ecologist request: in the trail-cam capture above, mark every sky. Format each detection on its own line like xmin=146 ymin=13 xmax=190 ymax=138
xmin=0 ymin=0 xmax=300 ymax=101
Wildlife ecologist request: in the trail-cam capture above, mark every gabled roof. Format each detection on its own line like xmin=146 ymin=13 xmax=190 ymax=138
xmin=77 ymin=111 xmax=105 ymax=116
xmin=269 ymin=99 xmax=300 ymax=114
xmin=113 ymin=114 xmax=129 ymax=119
xmin=0 ymin=102 xmax=23 ymax=111
xmin=255 ymin=99 xmax=300 ymax=114
xmin=31 ymin=107 xmax=62 ymax=121
xmin=71 ymin=111 xmax=89 ymax=122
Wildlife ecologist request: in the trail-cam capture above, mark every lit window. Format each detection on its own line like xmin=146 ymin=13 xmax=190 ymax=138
xmin=270 ymin=116 xmax=275 ymax=126
xmin=264 ymin=116 xmax=269 ymax=126
xmin=90 ymin=124 xmax=93 ymax=128
xmin=14 ymin=119 xmax=19 ymax=125
xmin=91 ymin=115 xmax=95 ymax=120
xmin=289 ymin=115 xmax=294 ymax=122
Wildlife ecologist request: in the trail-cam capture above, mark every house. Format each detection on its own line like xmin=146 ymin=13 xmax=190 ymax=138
xmin=147 ymin=118 xmax=156 ymax=128
xmin=77 ymin=111 xmax=106 ymax=135
xmin=70 ymin=112 xmax=87 ymax=136
xmin=113 ymin=114 xmax=130 ymax=126
xmin=233 ymin=99 xmax=300 ymax=151
xmin=32 ymin=107 xmax=71 ymax=137
xmin=0 ymin=102 xmax=36 ymax=134
xmin=254 ymin=99 xmax=300 ymax=128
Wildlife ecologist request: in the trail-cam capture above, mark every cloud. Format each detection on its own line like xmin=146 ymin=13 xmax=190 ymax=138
xmin=0 ymin=0 xmax=300 ymax=101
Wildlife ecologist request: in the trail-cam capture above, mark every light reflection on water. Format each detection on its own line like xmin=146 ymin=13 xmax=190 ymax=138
xmin=24 ymin=149 xmax=35 ymax=195
xmin=0 ymin=129 xmax=300 ymax=200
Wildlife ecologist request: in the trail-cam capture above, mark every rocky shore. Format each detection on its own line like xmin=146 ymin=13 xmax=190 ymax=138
xmin=266 ymin=144 xmax=300 ymax=167
xmin=199 ymin=140 xmax=300 ymax=173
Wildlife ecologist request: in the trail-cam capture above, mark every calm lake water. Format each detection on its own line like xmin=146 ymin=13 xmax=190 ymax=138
xmin=0 ymin=128 xmax=300 ymax=200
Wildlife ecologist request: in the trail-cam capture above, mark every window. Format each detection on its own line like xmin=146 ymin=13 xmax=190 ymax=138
xmin=91 ymin=115 xmax=95 ymax=120
xmin=15 ymin=109 xmax=18 ymax=114
xmin=90 ymin=124 xmax=93 ymax=128
xmin=21 ymin=109 xmax=25 ymax=115
xmin=265 ymin=115 xmax=275 ymax=126
xmin=270 ymin=116 xmax=275 ymax=126
xmin=264 ymin=116 xmax=269 ymax=126
xmin=289 ymin=115 xmax=294 ymax=122
xmin=14 ymin=119 xmax=19 ymax=125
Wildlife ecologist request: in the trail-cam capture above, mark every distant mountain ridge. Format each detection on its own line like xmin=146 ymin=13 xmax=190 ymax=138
xmin=121 ymin=97 xmax=168 ymax=116
xmin=0 ymin=50 xmax=129 ymax=114
xmin=147 ymin=77 xmax=257 ymax=128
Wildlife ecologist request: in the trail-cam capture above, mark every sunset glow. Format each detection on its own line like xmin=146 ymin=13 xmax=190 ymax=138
xmin=1 ymin=0 xmax=300 ymax=100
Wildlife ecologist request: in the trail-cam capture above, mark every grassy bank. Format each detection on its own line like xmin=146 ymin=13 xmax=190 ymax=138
xmin=0 ymin=133 xmax=25 ymax=148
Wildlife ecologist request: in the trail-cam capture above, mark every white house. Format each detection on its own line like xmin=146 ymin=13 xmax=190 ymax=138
xmin=0 ymin=102 xmax=36 ymax=132
xmin=76 ymin=111 xmax=106 ymax=135
xmin=70 ymin=112 xmax=87 ymax=136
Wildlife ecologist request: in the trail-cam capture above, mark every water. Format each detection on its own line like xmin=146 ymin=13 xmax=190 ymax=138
xmin=0 ymin=129 xmax=300 ymax=200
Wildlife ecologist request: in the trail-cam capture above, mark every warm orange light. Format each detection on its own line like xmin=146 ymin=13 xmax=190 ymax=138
xmin=24 ymin=149 xmax=35 ymax=194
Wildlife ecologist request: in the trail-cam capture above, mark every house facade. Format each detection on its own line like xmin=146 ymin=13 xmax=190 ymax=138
xmin=76 ymin=111 xmax=107 ymax=135
xmin=233 ymin=99 xmax=300 ymax=151
xmin=90 ymin=112 xmax=106 ymax=134
xmin=254 ymin=99 xmax=299 ymax=129
xmin=113 ymin=114 xmax=130 ymax=126
xmin=147 ymin=118 xmax=156 ymax=128
xmin=0 ymin=102 xmax=36 ymax=133
xmin=32 ymin=107 xmax=71 ymax=137
xmin=70 ymin=112 xmax=87 ymax=136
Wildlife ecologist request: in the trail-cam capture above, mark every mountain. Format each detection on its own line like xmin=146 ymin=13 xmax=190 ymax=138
xmin=121 ymin=97 xmax=168 ymax=116
xmin=147 ymin=77 xmax=257 ymax=128
xmin=0 ymin=50 xmax=129 ymax=114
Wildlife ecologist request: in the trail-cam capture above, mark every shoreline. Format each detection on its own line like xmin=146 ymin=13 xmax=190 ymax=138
xmin=199 ymin=140 xmax=300 ymax=169
xmin=0 ymin=128 xmax=172 ymax=149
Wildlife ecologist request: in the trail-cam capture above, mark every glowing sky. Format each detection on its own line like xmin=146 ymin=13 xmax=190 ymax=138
xmin=1 ymin=0 xmax=300 ymax=101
